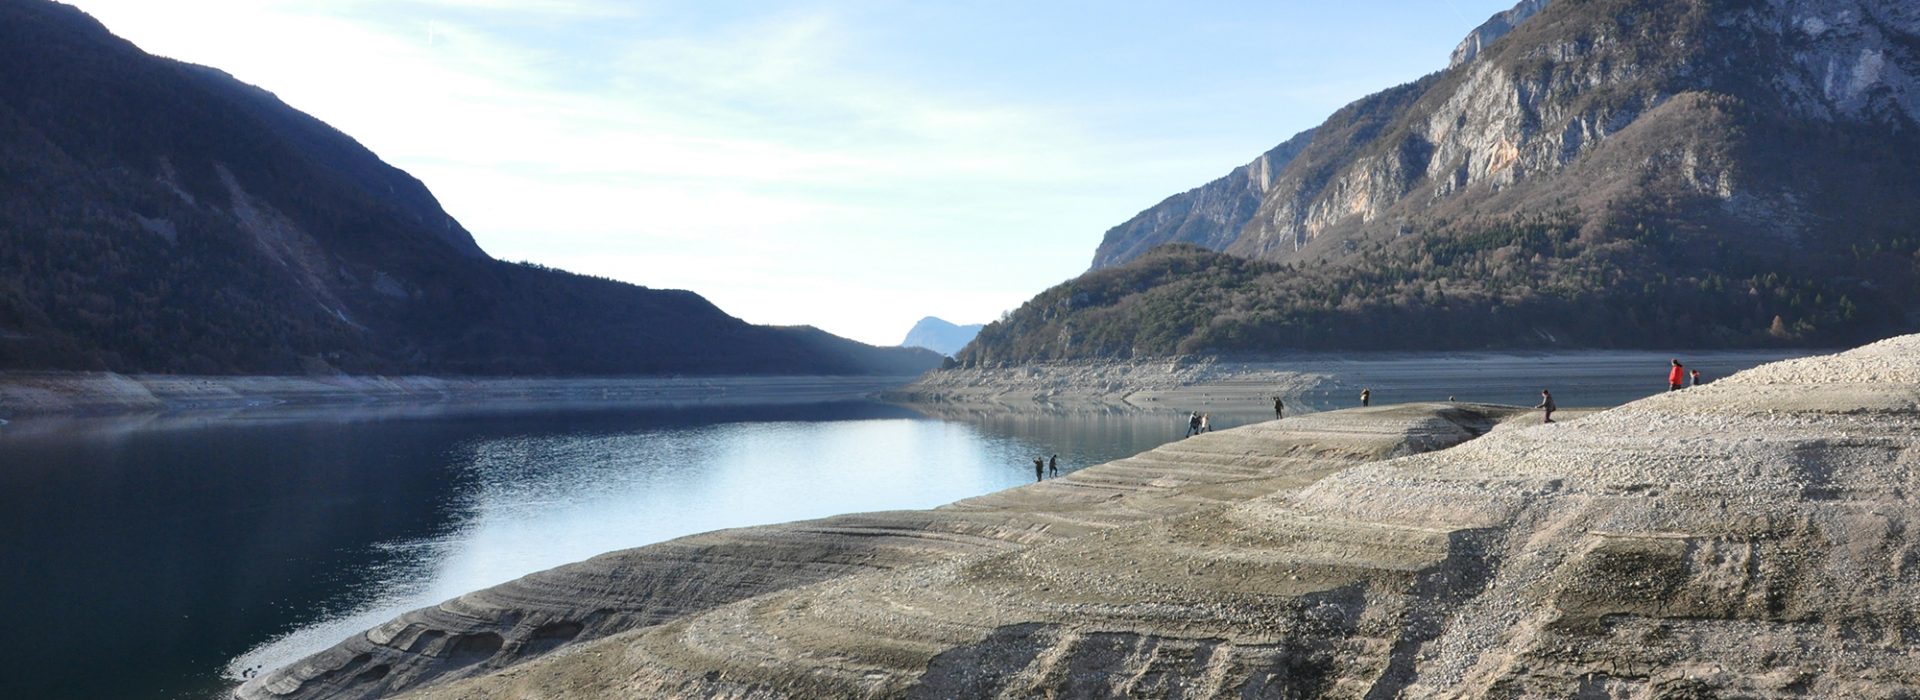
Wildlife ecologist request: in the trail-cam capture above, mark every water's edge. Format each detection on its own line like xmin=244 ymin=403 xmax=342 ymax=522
xmin=0 ymin=372 xmax=921 ymax=419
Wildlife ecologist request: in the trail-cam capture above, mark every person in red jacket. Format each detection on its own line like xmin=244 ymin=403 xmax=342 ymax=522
xmin=1668 ymin=359 xmax=1686 ymax=391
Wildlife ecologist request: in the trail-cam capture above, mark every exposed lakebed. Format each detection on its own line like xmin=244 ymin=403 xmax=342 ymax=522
xmin=0 ymin=350 xmax=1806 ymax=699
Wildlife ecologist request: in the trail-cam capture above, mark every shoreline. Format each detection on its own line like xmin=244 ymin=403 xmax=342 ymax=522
xmin=892 ymin=348 xmax=1815 ymax=413
xmin=0 ymin=372 xmax=925 ymax=420
xmin=2 ymin=347 xmax=1818 ymax=422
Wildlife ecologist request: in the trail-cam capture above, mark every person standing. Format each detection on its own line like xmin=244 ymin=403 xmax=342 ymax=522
xmin=1536 ymin=388 xmax=1557 ymax=424
xmin=1668 ymin=359 xmax=1686 ymax=391
xmin=1273 ymin=396 xmax=1285 ymax=419
xmin=1691 ymin=369 xmax=1704 ymax=386
xmin=1186 ymin=412 xmax=1202 ymax=437
xmin=1034 ymin=457 xmax=1045 ymax=482
xmin=1199 ymin=413 xmax=1212 ymax=433
xmin=1360 ymin=387 xmax=1372 ymax=407
xmin=1048 ymin=454 xmax=1059 ymax=477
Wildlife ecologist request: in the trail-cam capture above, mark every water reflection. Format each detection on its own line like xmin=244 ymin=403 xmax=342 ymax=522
xmin=0 ymin=349 xmax=1811 ymax=700
xmin=227 ymin=406 xmax=1197 ymax=686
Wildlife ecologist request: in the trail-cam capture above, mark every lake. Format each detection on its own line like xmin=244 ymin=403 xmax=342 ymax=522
xmin=0 ymin=350 xmax=1810 ymax=699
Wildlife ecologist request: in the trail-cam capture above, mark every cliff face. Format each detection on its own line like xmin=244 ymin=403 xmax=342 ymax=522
xmin=403 ymin=334 xmax=1920 ymax=699
xmin=1449 ymin=0 xmax=1554 ymax=69
xmin=965 ymin=0 xmax=1920 ymax=361
xmin=1226 ymin=0 xmax=1920 ymax=264
xmin=0 ymin=1 xmax=937 ymax=376
xmin=1087 ymin=128 xmax=1316 ymax=270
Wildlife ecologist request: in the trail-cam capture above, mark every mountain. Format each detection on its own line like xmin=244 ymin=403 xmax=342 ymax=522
xmin=974 ymin=0 xmax=1920 ymax=364
xmin=898 ymin=317 xmax=984 ymax=357
xmin=0 ymin=0 xmax=938 ymax=377
xmin=1087 ymin=128 xmax=1316 ymax=270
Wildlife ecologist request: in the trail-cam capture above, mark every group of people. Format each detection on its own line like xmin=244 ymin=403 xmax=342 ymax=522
xmin=1668 ymin=358 xmax=1706 ymax=390
xmin=1185 ymin=411 xmax=1213 ymax=436
xmin=1032 ymin=454 xmax=1059 ymax=481
xmin=1042 ymin=358 xmax=1716 ymax=478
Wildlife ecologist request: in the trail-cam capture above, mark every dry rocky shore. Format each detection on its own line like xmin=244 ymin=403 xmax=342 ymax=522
xmin=0 ymin=373 xmax=916 ymax=419
xmin=241 ymin=335 xmax=1919 ymax=699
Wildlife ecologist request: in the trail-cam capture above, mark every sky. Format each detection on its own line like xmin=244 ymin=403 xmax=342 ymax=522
xmin=63 ymin=0 xmax=1520 ymax=347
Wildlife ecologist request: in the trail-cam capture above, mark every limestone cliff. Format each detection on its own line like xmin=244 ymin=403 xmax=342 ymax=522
xmin=1228 ymin=0 xmax=1920 ymax=261
xmin=1027 ymin=0 xmax=1920 ymax=357
xmin=1449 ymin=0 xmax=1555 ymax=69
xmin=1087 ymin=128 xmax=1316 ymax=270
xmin=397 ymin=334 xmax=1920 ymax=698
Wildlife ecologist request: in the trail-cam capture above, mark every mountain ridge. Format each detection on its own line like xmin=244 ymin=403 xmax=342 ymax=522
xmin=0 ymin=0 xmax=937 ymax=377
xmin=973 ymin=0 xmax=1920 ymax=363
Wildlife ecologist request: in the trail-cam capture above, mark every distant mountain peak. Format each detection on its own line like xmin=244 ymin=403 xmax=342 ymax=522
xmin=900 ymin=317 xmax=984 ymax=357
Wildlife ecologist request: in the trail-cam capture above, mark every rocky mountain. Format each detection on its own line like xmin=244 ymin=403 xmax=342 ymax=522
xmin=898 ymin=316 xmax=984 ymax=357
xmin=1025 ymin=0 xmax=1920 ymax=362
xmin=1088 ymin=128 xmax=1316 ymax=270
xmin=0 ymin=0 xmax=938 ymax=377
xmin=1449 ymin=0 xmax=1554 ymax=68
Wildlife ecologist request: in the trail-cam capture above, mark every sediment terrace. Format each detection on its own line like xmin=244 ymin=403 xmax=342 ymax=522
xmin=239 ymin=399 xmax=1531 ymax=700
xmin=0 ymin=373 xmax=917 ymax=418
xmin=894 ymin=350 xmax=1804 ymax=413
xmin=360 ymin=335 xmax=1920 ymax=698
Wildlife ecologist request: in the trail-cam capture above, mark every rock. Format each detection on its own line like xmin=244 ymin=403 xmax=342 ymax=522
xmin=237 ymin=404 xmax=1523 ymax=700
xmin=395 ymin=334 xmax=1920 ymax=698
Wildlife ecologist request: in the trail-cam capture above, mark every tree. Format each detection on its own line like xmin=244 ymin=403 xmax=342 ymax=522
xmin=1768 ymin=315 xmax=1790 ymax=339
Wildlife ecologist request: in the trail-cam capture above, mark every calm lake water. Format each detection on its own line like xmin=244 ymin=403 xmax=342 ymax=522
xmin=0 ymin=351 xmax=1810 ymax=700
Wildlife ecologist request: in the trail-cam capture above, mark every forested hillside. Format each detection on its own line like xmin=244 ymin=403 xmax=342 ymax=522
xmin=0 ymin=0 xmax=936 ymax=376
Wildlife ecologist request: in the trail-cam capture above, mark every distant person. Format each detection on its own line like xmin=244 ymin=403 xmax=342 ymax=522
xmin=1273 ymin=396 xmax=1285 ymax=419
xmin=1691 ymin=369 xmax=1704 ymax=386
xmin=1360 ymin=387 xmax=1372 ymax=407
xmin=1668 ymin=359 xmax=1686 ymax=391
xmin=1199 ymin=413 xmax=1212 ymax=433
xmin=1448 ymin=395 xmax=1457 ymax=402
xmin=1034 ymin=457 xmax=1045 ymax=481
xmin=1186 ymin=411 xmax=1202 ymax=437
xmin=1048 ymin=454 xmax=1059 ymax=477
xmin=1536 ymin=388 xmax=1556 ymax=424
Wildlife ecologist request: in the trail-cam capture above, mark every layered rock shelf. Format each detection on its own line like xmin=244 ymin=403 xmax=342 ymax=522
xmin=244 ymin=334 xmax=1920 ymax=699
xmin=239 ymin=400 xmax=1531 ymax=699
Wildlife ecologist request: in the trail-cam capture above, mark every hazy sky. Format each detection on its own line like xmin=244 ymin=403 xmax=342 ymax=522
xmin=65 ymin=0 xmax=1518 ymax=346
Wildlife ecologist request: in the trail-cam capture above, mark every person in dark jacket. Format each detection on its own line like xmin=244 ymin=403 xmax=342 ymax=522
xmin=1691 ymin=369 xmax=1704 ymax=386
xmin=1034 ymin=457 xmax=1045 ymax=481
xmin=1274 ymin=396 xmax=1285 ymax=419
xmin=1668 ymin=359 xmax=1686 ymax=391
xmin=1536 ymin=388 xmax=1556 ymax=424
xmin=1360 ymin=388 xmax=1372 ymax=407
xmin=1048 ymin=454 xmax=1059 ymax=477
